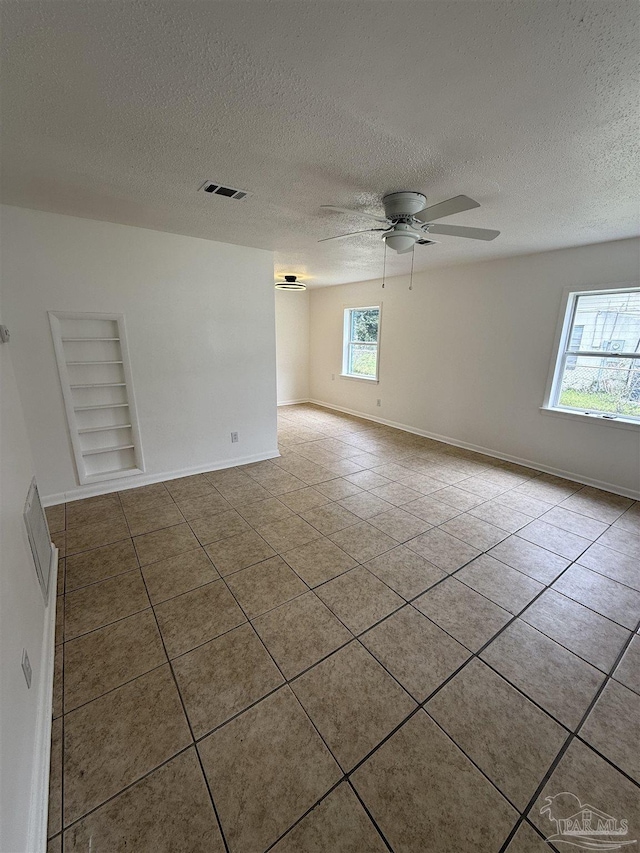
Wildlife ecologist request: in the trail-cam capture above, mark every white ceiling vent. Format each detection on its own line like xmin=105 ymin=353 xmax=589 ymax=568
xmin=199 ymin=180 xmax=250 ymax=200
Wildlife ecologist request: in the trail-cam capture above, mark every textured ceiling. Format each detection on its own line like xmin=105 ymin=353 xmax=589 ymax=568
xmin=1 ymin=1 xmax=638 ymax=286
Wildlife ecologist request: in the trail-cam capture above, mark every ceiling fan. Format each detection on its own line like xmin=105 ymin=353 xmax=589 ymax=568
xmin=319 ymin=192 xmax=500 ymax=254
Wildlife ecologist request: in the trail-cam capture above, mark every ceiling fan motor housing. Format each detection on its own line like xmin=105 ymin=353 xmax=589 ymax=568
xmin=382 ymin=192 xmax=427 ymax=220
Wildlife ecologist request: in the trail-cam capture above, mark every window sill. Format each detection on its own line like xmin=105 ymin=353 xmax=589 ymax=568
xmin=540 ymin=407 xmax=640 ymax=431
xmin=340 ymin=374 xmax=379 ymax=384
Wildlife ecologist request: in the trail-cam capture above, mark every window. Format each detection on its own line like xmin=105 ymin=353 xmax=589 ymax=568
xmin=342 ymin=305 xmax=381 ymax=380
xmin=545 ymin=287 xmax=640 ymax=424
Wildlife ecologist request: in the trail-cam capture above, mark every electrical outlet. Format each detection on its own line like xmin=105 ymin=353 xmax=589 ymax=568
xmin=376 ymin=399 xmax=381 ymax=407
xmin=21 ymin=649 xmax=32 ymax=688
xmin=231 ymin=432 xmax=239 ymax=443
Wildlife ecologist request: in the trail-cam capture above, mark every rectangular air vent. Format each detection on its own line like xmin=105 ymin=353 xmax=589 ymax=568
xmin=199 ymin=180 xmax=250 ymax=200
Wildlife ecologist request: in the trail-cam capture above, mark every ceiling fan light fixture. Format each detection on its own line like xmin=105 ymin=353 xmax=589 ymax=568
xmin=384 ymin=231 xmax=418 ymax=253
xmin=275 ymin=274 xmax=306 ymax=291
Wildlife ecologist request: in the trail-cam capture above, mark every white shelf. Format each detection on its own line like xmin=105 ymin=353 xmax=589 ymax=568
xmin=67 ymin=360 xmax=124 ymax=365
xmin=62 ymin=337 xmax=120 ymax=341
xmin=82 ymin=444 xmax=135 ymax=456
xmin=70 ymin=382 xmax=127 ymax=388
xmin=74 ymin=403 xmax=130 ymax=412
xmin=78 ymin=424 xmax=132 ymax=434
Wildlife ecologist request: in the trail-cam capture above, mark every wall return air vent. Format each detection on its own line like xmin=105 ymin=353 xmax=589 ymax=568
xmin=199 ymin=180 xmax=250 ymax=200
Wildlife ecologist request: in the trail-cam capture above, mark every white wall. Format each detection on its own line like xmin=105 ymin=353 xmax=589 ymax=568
xmin=0 ymin=281 xmax=54 ymax=852
xmin=275 ymin=289 xmax=310 ymax=404
xmin=1 ymin=206 xmax=277 ymax=502
xmin=309 ymin=238 xmax=640 ymax=498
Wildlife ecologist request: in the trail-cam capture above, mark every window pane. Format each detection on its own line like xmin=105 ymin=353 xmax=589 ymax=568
xmin=350 ymin=308 xmax=379 ymax=343
xmin=557 ymin=355 xmax=640 ymax=418
xmin=571 ymin=291 xmax=640 ymax=355
xmin=349 ymin=343 xmax=377 ymax=378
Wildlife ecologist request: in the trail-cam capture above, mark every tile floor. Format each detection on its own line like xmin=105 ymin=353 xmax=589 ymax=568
xmin=46 ymin=403 xmax=640 ymax=853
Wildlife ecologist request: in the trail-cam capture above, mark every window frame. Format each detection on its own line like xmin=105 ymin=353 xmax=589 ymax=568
xmin=542 ymin=282 xmax=640 ymax=431
xmin=341 ymin=303 xmax=382 ymax=382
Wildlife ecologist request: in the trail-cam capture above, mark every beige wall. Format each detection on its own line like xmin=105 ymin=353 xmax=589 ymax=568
xmin=309 ymin=238 xmax=640 ymax=498
xmin=275 ymin=289 xmax=309 ymax=404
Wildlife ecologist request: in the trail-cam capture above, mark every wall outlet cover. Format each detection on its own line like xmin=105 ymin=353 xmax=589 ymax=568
xmin=231 ymin=432 xmax=239 ymax=443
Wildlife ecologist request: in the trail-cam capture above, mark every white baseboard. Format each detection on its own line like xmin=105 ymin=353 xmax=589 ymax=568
xmin=308 ymin=399 xmax=640 ymax=501
xmin=27 ymin=547 xmax=58 ymax=853
xmin=277 ymin=399 xmax=310 ymax=406
xmin=42 ymin=449 xmax=281 ymax=506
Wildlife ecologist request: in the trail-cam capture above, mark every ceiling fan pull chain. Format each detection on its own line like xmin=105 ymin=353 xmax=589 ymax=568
xmin=381 ymin=240 xmax=387 ymax=288
xmin=409 ymin=244 xmax=415 ymax=290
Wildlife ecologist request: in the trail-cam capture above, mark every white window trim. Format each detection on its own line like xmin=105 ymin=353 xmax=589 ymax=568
xmin=541 ymin=281 xmax=640 ymax=430
xmin=341 ymin=303 xmax=382 ymax=383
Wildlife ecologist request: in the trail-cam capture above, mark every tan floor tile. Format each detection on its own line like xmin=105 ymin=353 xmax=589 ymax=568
xmin=205 ymin=529 xmax=276 ymax=575
xmin=236 ymin=496 xmax=295 ymax=526
xmin=517 ymin=519 xmax=591 ymax=561
xmin=468 ymin=500 xmax=534 ymax=533
xmin=559 ymin=486 xmax=632 ymax=524
xmin=329 ymin=521 xmax=397 ymax=563
xmin=253 ymin=592 xmax=352 ymax=678
xmin=173 ymin=489 xmax=231 ymax=521
xmin=301 ymin=502 xmax=361 ymax=535
xmin=316 ymin=566 xmax=404 ymax=634
xmin=440 ymin=513 xmax=509 ymax=551
xmin=282 ymin=537 xmax=357 ymax=587
xmin=362 ymin=606 xmax=470 ymax=701
xmin=173 ymin=623 xmax=283 ymax=736
xmin=495 ymin=491 xmax=554 ymax=518
xmin=189 ymin=508 xmax=250 ymax=545
xmin=552 ymin=565 xmax=640 ymax=629
xmin=65 ymin=495 xmax=122 ymax=529
xmin=371 ymin=462 xmax=412 ymax=480
xmin=133 ymin=523 xmax=199 ymax=566
xmin=56 ymin=558 xmax=65 ymax=596
xmin=352 ymin=711 xmax=517 ymax=853
xmin=64 ymin=610 xmax=166 ymax=712
xmin=66 ymin=516 xmax=130 ymax=555
xmin=65 ymin=539 xmax=138 ymax=591
xmin=457 ymin=554 xmax=544 ymax=614
xmin=521 ymin=589 xmax=630 ymax=672
xmin=63 ymin=665 xmax=191 ymax=825
xmin=338 ymin=492 xmax=394 ymax=520
xmin=118 ymin=482 xmax=172 ymax=511
xmin=123 ymin=501 xmax=185 ymax=537
xmin=55 ymin=595 xmax=64 ymax=645
xmin=198 ymin=687 xmax=340 ymax=853
xmin=52 ymin=531 xmax=66 ymax=558
xmin=271 ymin=782 xmax=387 ymax=853
xmin=218 ymin=481 xmax=272 ymax=507
xmin=315 ymin=478 xmax=364 ymax=500
xmin=368 ymin=482 xmax=423 ymax=507
xmin=488 ymin=535 xmax=570 ymax=584
xmin=64 ymin=570 xmax=149 ymax=640
xmin=53 ymin=644 xmax=63 ymax=719
xmin=577 ymin=541 xmax=640 ymax=591
xmin=614 ymin=503 xmax=640 ymax=534
xmin=481 ymin=620 xmax=604 ymax=729
xmin=580 ymin=681 xmax=640 ymax=781
xmin=63 ymin=749 xmax=225 ymax=853
xmin=405 ymin=528 xmax=480 ymax=573
xmin=614 ymin=635 xmax=640 ymax=694
xmin=257 ymin=515 xmax=322 ymax=552
xmin=48 ymin=717 xmax=62 ymax=837
xmin=414 ymin=577 xmax=512 ymax=651
xmin=344 ymin=470 xmax=392 ymax=490
xmin=45 ymin=504 xmax=65 ymax=534
xmin=430 ymin=485 xmax=485 ymax=511
xmin=539 ymin=506 xmax=608 ymax=541
xmin=164 ymin=474 xmax=218 ymax=502
xmin=368 ymin=507 xmax=432 ymax=543
xmin=456 ymin=476 xmax=510 ymax=499
xmin=528 ymin=739 xmax=640 ymax=844
xmin=599 ymin=525 xmax=640 ymax=560
xmin=225 ymin=555 xmax=307 ymax=618
xmin=427 ymin=659 xmax=567 ymax=809
xmin=141 ymin=547 xmax=218 ymax=604
xmin=505 ymin=823 xmax=550 ymax=853
xmin=404 ymin=494 xmax=462 ymax=524
xmin=364 ymin=545 xmax=445 ymax=599
xmin=47 ymin=835 xmax=61 ymax=853
xmin=277 ymin=487 xmax=331 ymax=513
xmin=292 ymin=641 xmax=416 ymax=770
xmin=154 ymin=579 xmax=245 ymax=658
xmin=396 ymin=471 xmax=446 ymax=496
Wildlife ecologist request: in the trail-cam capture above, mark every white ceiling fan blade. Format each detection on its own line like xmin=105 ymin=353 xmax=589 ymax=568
xmin=318 ymin=228 xmax=387 ymax=243
xmin=426 ymin=224 xmax=500 ymax=241
xmin=414 ymin=195 xmax=480 ymax=223
xmin=320 ymin=205 xmax=388 ymax=224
